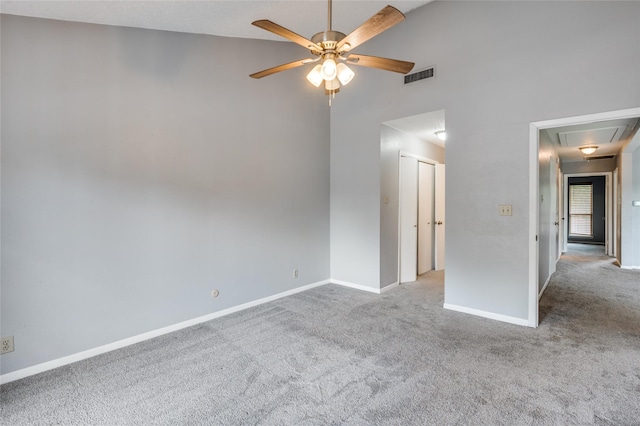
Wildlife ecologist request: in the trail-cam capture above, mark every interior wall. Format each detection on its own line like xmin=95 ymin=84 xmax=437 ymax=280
xmin=633 ymin=149 xmax=640 ymax=267
xmin=0 ymin=15 xmax=330 ymax=375
xmin=330 ymin=1 xmax=640 ymax=322
xmin=380 ymin=125 xmax=445 ymax=288
xmin=617 ymin=152 xmax=636 ymax=267
xmin=562 ymin=158 xmax=617 ymax=174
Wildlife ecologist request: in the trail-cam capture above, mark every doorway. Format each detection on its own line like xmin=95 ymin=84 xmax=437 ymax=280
xmin=529 ymin=107 xmax=640 ymax=328
xmin=380 ymin=109 xmax=446 ymax=289
xmin=399 ymin=154 xmax=445 ymax=283
xmin=563 ymin=173 xmax=612 ymax=255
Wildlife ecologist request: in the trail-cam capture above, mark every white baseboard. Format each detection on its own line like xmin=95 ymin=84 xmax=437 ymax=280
xmin=380 ymin=282 xmax=399 ymax=293
xmin=330 ymin=279 xmax=381 ymax=294
xmin=443 ymin=303 xmax=531 ymax=327
xmin=539 ymin=275 xmax=552 ymax=300
xmin=620 ymin=265 xmax=640 ymax=270
xmin=0 ymin=279 xmax=330 ymax=385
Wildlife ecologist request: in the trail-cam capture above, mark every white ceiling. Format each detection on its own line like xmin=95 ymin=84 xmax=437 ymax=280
xmin=543 ymin=117 xmax=640 ymax=163
xmin=384 ymin=110 xmax=446 ymax=147
xmin=0 ymin=1 xmax=433 ymax=41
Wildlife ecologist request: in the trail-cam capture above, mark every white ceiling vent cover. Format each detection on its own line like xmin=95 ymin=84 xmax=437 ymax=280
xmin=558 ymin=126 xmax=627 ymax=147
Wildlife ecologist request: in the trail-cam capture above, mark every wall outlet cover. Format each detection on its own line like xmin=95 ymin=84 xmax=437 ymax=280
xmin=1 ymin=336 xmax=14 ymax=355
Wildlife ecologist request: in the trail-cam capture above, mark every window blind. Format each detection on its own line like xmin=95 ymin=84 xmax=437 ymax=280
xmin=569 ymin=184 xmax=593 ymax=236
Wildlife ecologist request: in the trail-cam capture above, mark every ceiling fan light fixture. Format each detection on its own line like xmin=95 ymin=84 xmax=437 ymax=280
xmin=321 ymin=58 xmax=337 ymax=80
xmin=336 ymin=63 xmax=355 ymax=86
xmin=579 ymin=146 xmax=597 ymax=155
xmin=325 ymin=77 xmax=340 ymax=91
xmin=306 ymin=64 xmax=324 ymax=87
xmin=250 ymin=1 xmax=415 ymax=106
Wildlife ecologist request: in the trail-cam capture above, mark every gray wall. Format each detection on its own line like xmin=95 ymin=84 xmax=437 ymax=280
xmin=1 ymin=15 xmax=330 ymax=374
xmin=330 ymin=1 xmax=640 ymax=320
xmin=562 ymin=158 xmax=617 ymax=174
xmin=633 ymin=149 xmax=640 ymax=267
xmin=617 ymin=148 xmax=639 ymax=268
xmin=380 ymin=125 xmax=445 ymax=288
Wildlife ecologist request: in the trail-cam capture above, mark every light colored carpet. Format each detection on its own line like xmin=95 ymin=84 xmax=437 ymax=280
xmin=2 ymin=245 xmax=639 ymax=425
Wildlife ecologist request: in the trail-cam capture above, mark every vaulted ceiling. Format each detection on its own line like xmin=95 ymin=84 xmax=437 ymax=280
xmin=0 ymin=1 xmax=433 ymax=41
xmin=7 ymin=0 xmax=636 ymax=160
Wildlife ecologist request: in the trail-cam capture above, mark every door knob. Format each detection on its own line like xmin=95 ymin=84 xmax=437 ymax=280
xmin=554 ymin=222 xmax=559 ymax=225
xmin=437 ymin=221 xmax=443 ymax=225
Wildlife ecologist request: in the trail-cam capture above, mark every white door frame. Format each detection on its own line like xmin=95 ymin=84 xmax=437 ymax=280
xmin=529 ymin=107 xmax=640 ymax=328
xmin=398 ymin=151 xmax=439 ymax=284
xmin=563 ymin=172 xmax=613 ymax=256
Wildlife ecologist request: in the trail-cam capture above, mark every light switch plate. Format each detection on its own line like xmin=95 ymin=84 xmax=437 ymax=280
xmin=499 ymin=205 xmax=512 ymax=216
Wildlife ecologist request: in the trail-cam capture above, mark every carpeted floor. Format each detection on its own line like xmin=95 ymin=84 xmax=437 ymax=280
xmin=1 ymin=244 xmax=639 ymax=425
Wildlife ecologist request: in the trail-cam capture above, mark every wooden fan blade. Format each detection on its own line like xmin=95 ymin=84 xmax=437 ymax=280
xmin=250 ymin=58 xmax=316 ymax=79
xmin=252 ymin=20 xmax=323 ymax=52
xmin=346 ymin=54 xmax=415 ymax=74
xmin=336 ymin=5 xmax=405 ymax=52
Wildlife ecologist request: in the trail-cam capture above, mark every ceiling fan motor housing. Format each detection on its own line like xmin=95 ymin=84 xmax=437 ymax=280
xmin=311 ymin=31 xmax=347 ymax=53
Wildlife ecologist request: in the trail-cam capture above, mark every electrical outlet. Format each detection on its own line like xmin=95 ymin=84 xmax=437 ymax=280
xmin=499 ymin=205 xmax=512 ymax=216
xmin=293 ymin=269 xmax=298 ymax=278
xmin=1 ymin=336 xmax=14 ymax=355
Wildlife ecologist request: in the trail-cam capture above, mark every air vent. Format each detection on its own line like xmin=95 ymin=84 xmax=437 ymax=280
xmin=586 ymin=155 xmax=616 ymax=161
xmin=404 ymin=67 xmax=435 ymax=84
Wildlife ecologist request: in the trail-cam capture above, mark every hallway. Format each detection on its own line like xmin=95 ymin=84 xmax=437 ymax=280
xmin=564 ymin=242 xmax=607 ymax=258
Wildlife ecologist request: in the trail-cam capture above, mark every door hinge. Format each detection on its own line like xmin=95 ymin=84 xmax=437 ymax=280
xmin=536 ymin=235 xmax=538 ymax=242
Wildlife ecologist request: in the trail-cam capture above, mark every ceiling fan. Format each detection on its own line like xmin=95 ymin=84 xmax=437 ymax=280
xmin=250 ymin=0 xmax=415 ymax=104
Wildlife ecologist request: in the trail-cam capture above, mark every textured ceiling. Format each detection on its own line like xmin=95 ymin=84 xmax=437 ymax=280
xmin=0 ymin=1 xmax=433 ymax=41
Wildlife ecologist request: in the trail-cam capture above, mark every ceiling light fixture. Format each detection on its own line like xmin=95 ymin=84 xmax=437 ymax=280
xmin=336 ymin=63 xmax=355 ymax=85
xmin=321 ymin=56 xmax=338 ymax=80
xmin=306 ymin=64 xmax=324 ymax=87
xmin=250 ymin=0 xmax=415 ymax=106
xmin=579 ymin=146 xmax=597 ymax=155
xmin=435 ymin=131 xmax=447 ymax=141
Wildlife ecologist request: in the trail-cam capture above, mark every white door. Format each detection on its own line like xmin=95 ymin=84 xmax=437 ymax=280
xmin=418 ymin=162 xmax=435 ymax=274
xmin=400 ymin=156 xmax=418 ymax=283
xmin=435 ymin=164 xmax=446 ymax=270
xmin=557 ymin=169 xmax=563 ymax=258
xmin=549 ymin=160 xmax=558 ymax=276
xmin=613 ymin=168 xmax=618 ymax=258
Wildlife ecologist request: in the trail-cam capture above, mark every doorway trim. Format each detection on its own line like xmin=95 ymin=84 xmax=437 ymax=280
xmin=529 ymin=107 xmax=640 ymax=328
